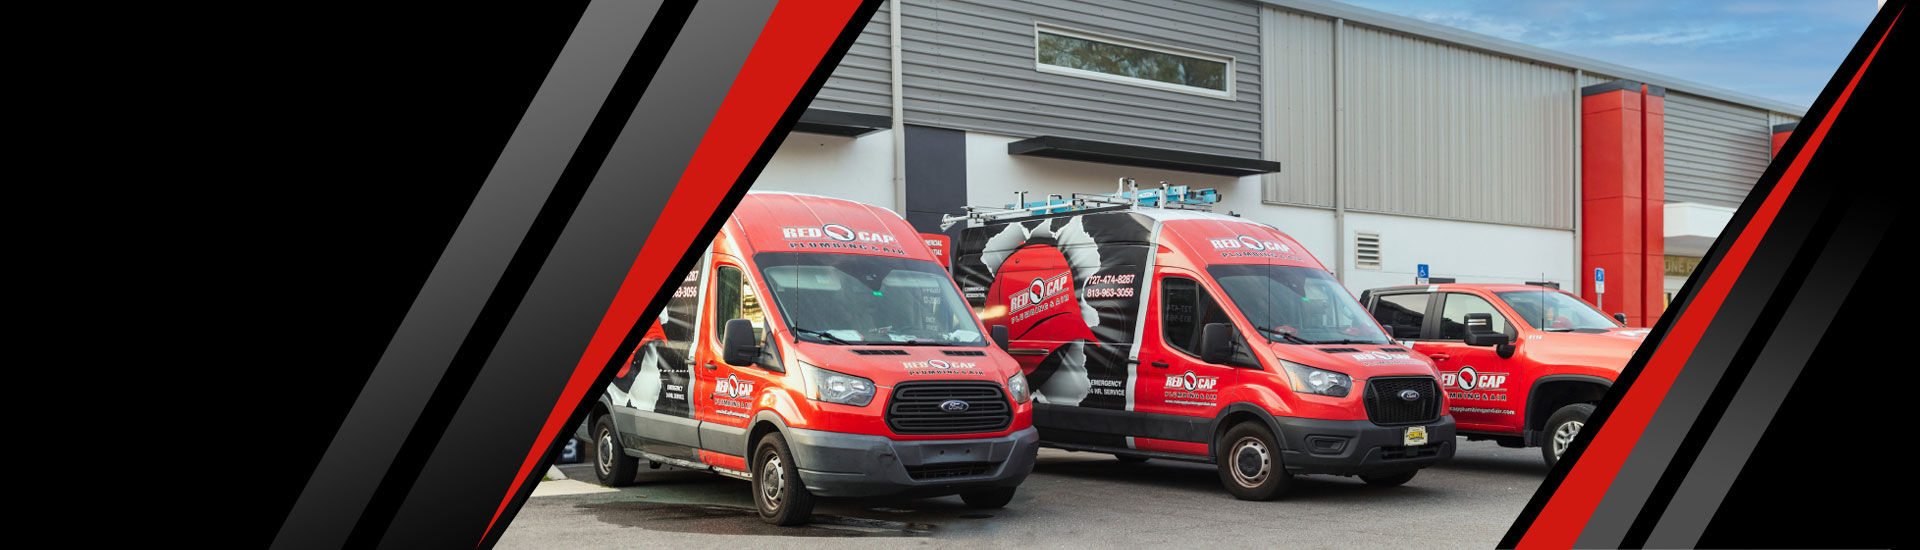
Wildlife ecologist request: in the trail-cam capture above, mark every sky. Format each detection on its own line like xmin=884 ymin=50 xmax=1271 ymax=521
xmin=1336 ymin=1 xmax=1882 ymax=109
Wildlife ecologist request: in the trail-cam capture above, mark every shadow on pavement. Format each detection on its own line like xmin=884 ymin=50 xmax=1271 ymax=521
xmin=1031 ymin=454 xmax=1454 ymax=502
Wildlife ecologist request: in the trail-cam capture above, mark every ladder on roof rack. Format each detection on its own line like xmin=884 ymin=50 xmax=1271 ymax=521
xmin=939 ymin=178 xmax=1220 ymax=230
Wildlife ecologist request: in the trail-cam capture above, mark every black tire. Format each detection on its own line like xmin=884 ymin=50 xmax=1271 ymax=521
xmin=959 ymin=487 xmax=1017 ymax=508
xmin=591 ymin=415 xmax=639 ymax=487
xmin=1114 ymin=454 xmax=1150 ymax=463
xmin=1216 ymin=422 xmax=1290 ymax=500
xmin=753 ymin=433 xmax=815 ymax=526
xmin=1541 ymin=403 xmax=1596 ymax=468
xmin=1360 ymin=470 xmax=1418 ymax=486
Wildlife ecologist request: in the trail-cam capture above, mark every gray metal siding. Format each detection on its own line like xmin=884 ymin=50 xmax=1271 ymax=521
xmin=813 ymin=2 xmax=893 ymax=118
xmin=898 ymin=0 xmax=1264 ymax=158
xmin=1665 ymin=91 xmax=1772 ymax=207
xmin=1338 ymin=23 xmax=1576 ymax=229
xmin=1260 ymin=8 xmax=1335 ymax=207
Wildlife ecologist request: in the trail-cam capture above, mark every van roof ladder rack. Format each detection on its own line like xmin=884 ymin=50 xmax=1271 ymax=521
xmin=940 ymin=178 xmax=1219 ymax=230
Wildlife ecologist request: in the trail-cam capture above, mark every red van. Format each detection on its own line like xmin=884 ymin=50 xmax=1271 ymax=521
xmin=951 ymin=201 xmax=1453 ymax=500
xmin=581 ymin=192 xmax=1038 ymax=525
xmin=1358 ymin=283 xmax=1647 ymax=467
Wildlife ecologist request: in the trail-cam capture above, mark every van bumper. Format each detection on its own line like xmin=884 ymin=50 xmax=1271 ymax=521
xmin=786 ymin=426 xmax=1040 ymax=498
xmin=1272 ymin=415 xmax=1455 ymax=476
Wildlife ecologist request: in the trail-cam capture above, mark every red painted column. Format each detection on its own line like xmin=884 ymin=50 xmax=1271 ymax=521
xmin=1640 ymin=85 xmax=1667 ymax=325
xmin=1771 ymin=122 xmax=1798 ymax=156
xmin=1582 ymin=80 xmax=1663 ymax=325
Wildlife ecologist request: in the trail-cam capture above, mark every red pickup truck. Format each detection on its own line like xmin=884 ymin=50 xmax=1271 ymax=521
xmin=1358 ymin=284 xmax=1646 ymax=467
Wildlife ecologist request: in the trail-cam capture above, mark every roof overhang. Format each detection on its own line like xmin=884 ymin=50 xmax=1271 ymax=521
xmin=791 ymin=109 xmax=890 ymax=137
xmin=1007 ymin=136 xmax=1282 ymax=177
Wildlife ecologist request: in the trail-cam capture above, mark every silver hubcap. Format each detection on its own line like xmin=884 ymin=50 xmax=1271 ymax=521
xmin=597 ymin=431 xmax=615 ymax=474
xmin=1229 ymin=437 xmax=1271 ymax=488
xmin=760 ymin=455 xmax=785 ymax=508
xmin=1552 ymin=420 xmax=1584 ymax=458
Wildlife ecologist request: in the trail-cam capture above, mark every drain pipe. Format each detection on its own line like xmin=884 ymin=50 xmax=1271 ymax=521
xmin=1572 ymin=70 xmax=1584 ymax=291
xmin=1332 ymin=18 xmax=1347 ymax=285
xmin=889 ymin=0 xmax=907 ymax=214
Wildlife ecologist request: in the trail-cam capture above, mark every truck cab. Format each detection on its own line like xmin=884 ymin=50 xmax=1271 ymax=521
xmin=951 ymin=190 xmax=1454 ymax=500
xmin=582 ymin=192 xmax=1038 ymax=525
xmin=1358 ymin=283 xmax=1647 ymax=467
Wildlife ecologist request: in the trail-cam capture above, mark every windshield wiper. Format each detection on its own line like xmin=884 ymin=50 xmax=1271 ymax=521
xmin=790 ymin=327 xmax=857 ymax=345
xmin=1258 ymin=327 xmax=1322 ymax=345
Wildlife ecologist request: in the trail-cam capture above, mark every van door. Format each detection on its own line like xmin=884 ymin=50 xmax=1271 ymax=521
xmin=1416 ymin=292 xmax=1523 ymax=431
xmin=1134 ymin=268 xmax=1237 ymax=438
xmin=693 ymin=258 xmax=769 ymax=471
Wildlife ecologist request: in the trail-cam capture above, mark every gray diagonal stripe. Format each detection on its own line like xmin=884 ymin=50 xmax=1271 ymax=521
xmin=270 ymin=1 xmax=662 ymax=548
xmin=377 ymin=0 xmax=780 ymax=545
xmin=1644 ymin=197 xmax=1892 ymax=547
xmin=1574 ymin=193 xmax=1833 ymax=548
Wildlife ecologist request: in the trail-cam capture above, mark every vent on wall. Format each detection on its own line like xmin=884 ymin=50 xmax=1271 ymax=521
xmin=1355 ymin=232 xmax=1382 ymax=270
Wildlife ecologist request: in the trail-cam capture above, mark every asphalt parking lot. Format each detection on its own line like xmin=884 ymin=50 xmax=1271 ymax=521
xmin=500 ymin=440 xmax=1545 ymax=548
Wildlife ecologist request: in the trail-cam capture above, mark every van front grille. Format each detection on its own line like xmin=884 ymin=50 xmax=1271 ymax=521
xmin=1363 ymin=376 xmax=1441 ymax=425
xmin=885 ymin=382 xmax=1012 ymax=435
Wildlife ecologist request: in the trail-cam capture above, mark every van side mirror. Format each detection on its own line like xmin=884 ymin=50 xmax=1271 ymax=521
xmin=721 ymin=318 xmax=760 ymax=367
xmin=1462 ymin=313 xmax=1510 ymax=347
xmin=1200 ymin=323 xmax=1234 ymax=364
xmin=991 ymin=325 xmax=1009 ymax=350
xmin=1613 ymin=312 xmax=1628 ymax=325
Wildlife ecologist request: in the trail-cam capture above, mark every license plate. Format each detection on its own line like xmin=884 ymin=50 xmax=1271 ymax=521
xmin=1404 ymin=426 xmax=1428 ymax=446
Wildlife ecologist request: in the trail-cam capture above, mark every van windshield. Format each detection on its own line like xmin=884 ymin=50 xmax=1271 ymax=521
xmin=1207 ymin=265 xmax=1391 ymax=345
xmin=1497 ymin=290 xmax=1621 ymax=332
xmin=756 ymin=252 xmax=986 ymax=346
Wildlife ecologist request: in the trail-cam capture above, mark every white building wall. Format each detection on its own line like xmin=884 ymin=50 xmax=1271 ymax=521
xmin=753 ymin=130 xmax=1574 ymax=297
xmin=749 ymin=130 xmax=896 ymax=207
xmin=1339 ymin=212 xmax=1576 ymax=293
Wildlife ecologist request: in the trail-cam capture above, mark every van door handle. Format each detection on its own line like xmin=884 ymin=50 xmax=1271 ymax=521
xmin=1151 ymin=361 xmax=1169 ymax=368
xmin=704 ymin=362 xmax=719 ymax=370
xmin=1427 ymin=353 xmax=1450 ymax=361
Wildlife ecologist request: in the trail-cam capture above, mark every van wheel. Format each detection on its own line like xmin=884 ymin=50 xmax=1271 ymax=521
xmin=1542 ymin=403 xmax=1595 ymax=468
xmin=960 ymin=487 xmax=1017 ymax=508
xmin=1114 ymin=454 xmax=1149 ymax=463
xmin=591 ymin=415 xmax=638 ymax=487
xmin=1216 ymin=422 xmax=1290 ymax=500
xmin=1360 ymin=470 xmax=1418 ymax=486
xmin=753 ymin=433 xmax=815 ymax=526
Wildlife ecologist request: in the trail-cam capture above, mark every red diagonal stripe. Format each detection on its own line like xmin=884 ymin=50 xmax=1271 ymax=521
xmin=1516 ymin=8 xmax=1901 ymax=548
xmin=476 ymin=0 xmax=865 ymax=544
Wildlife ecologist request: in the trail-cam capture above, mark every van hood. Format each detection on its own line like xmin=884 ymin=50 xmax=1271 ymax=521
xmin=789 ymin=345 xmax=1020 ymax=387
xmin=1268 ymin=342 xmax=1440 ymax=379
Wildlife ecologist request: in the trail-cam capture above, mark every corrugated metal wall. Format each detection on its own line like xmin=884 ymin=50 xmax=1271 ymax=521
xmin=898 ymin=0 xmax=1264 ymax=158
xmin=1337 ymin=23 xmax=1577 ymax=229
xmin=1260 ymin=9 xmax=1335 ymax=207
xmin=1665 ymin=91 xmax=1773 ymax=207
xmin=813 ymin=1 xmax=893 ymax=118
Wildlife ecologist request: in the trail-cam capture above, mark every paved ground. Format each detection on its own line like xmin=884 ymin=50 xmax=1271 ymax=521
xmin=500 ymin=440 xmax=1546 ymax=549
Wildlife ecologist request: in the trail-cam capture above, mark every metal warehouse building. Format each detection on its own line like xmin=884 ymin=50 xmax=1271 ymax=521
xmin=752 ymin=0 xmax=1806 ymax=326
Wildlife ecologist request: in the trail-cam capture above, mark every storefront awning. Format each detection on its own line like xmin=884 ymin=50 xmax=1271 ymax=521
xmin=1007 ymin=136 xmax=1282 ymax=177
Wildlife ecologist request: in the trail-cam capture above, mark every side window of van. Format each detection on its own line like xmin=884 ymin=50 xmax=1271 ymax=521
xmin=1438 ymin=293 xmax=1510 ymax=340
xmin=713 ymin=265 xmax=766 ymax=343
xmin=1371 ymin=293 xmax=1430 ymax=339
xmin=1162 ymin=276 xmax=1229 ymax=357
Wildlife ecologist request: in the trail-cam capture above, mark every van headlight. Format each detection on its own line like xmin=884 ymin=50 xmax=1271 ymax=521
xmin=803 ymin=363 xmax=874 ymax=406
xmin=1007 ymin=371 xmax=1031 ymax=403
xmin=1281 ymin=360 xmax=1351 ymax=397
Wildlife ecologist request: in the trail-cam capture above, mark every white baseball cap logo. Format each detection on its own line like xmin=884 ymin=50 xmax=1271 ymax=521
xmin=822 ymin=224 xmax=856 ymax=241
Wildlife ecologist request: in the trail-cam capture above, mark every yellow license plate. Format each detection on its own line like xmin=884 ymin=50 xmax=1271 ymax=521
xmin=1404 ymin=426 xmax=1428 ymax=446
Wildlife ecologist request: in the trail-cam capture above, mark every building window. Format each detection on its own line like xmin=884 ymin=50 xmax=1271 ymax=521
xmin=1034 ymin=24 xmax=1234 ymax=99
